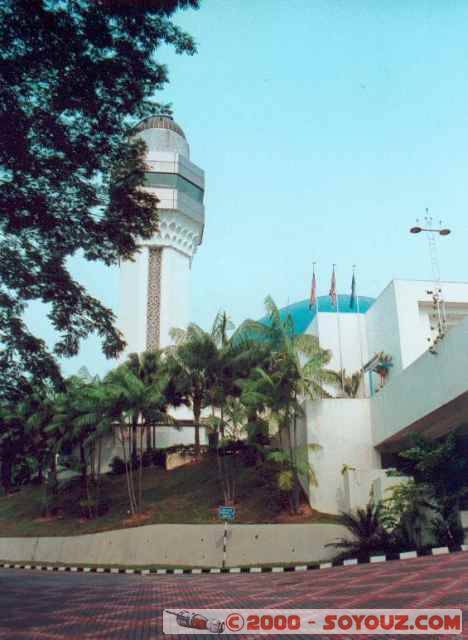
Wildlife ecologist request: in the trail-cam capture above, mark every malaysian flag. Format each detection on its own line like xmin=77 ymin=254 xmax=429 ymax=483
xmin=329 ymin=266 xmax=337 ymax=307
xmin=309 ymin=268 xmax=317 ymax=310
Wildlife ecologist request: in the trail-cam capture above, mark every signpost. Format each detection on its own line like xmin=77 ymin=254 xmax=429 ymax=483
xmin=218 ymin=506 xmax=236 ymax=568
xmin=218 ymin=505 xmax=236 ymax=521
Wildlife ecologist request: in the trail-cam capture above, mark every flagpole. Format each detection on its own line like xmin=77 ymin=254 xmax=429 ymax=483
xmin=354 ymin=265 xmax=365 ymax=398
xmin=334 ymin=265 xmax=345 ymax=394
xmin=314 ymin=262 xmax=319 ymax=319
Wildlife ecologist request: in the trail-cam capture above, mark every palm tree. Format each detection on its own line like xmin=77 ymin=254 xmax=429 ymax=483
xmin=17 ymin=383 xmax=57 ymax=485
xmin=48 ymin=375 xmax=115 ymax=517
xmin=0 ymin=402 xmax=25 ymax=495
xmin=168 ymin=324 xmax=219 ymax=456
xmin=238 ymin=296 xmax=337 ymax=511
xmin=105 ymin=363 xmax=168 ymax=514
xmin=338 ymin=369 xmax=363 ymax=398
xmin=327 ymin=502 xmax=391 ymax=560
xmin=123 ymin=350 xmax=180 ymax=451
xmin=240 ymin=296 xmax=338 ymax=400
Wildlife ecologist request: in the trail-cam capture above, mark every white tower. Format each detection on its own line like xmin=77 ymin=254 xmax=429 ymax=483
xmin=118 ymin=116 xmax=205 ymax=355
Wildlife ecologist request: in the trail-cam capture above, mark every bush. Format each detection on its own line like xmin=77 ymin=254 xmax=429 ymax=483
xmin=254 ymin=458 xmax=290 ymax=514
xmin=431 ymin=512 xmax=465 ymax=548
xmin=141 ymin=449 xmax=155 ymax=467
xmin=110 ymin=456 xmax=127 ymax=475
xmin=208 ymin=430 xmax=219 ymax=450
xmin=152 ymin=449 xmax=166 ymax=466
xmin=327 ymin=502 xmax=392 ymax=561
xmin=239 ymin=444 xmax=261 ymax=467
xmin=78 ymin=496 xmax=111 ymax=519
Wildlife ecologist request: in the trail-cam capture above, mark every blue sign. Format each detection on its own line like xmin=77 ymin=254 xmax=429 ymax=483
xmin=218 ymin=505 xmax=236 ymax=520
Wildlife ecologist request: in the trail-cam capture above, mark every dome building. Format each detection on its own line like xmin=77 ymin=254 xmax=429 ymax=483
xmin=117 ymin=115 xmax=205 ymax=355
xmin=115 ymin=117 xmax=468 ymax=528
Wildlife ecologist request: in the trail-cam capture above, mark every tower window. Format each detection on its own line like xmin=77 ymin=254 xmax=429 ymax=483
xmin=144 ymin=172 xmax=204 ymax=204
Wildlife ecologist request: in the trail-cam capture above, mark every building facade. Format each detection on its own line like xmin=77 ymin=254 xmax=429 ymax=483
xmin=292 ymin=280 xmax=468 ymax=517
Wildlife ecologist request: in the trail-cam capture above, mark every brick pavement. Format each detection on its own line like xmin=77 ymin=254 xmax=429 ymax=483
xmin=0 ymin=551 xmax=467 ymax=639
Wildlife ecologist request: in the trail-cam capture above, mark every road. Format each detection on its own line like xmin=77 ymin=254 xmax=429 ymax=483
xmin=0 ymin=552 xmax=467 ymax=639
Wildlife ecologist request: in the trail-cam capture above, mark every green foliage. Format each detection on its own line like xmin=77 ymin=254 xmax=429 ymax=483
xmin=0 ymin=0 xmax=199 ymax=395
xmin=236 ymin=296 xmax=334 ymax=512
xmin=110 ymin=456 xmax=127 ymax=475
xmin=328 ymin=502 xmax=391 ymax=560
xmin=168 ymin=322 xmax=231 ymax=454
xmin=338 ymin=369 xmax=363 ymax=398
xmin=381 ymin=479 xmax=432 ymax=549
xmin=267 ymin=445 xmax=320 ymax=493
xmin=395 ymin=431 xmax=468 ymax=546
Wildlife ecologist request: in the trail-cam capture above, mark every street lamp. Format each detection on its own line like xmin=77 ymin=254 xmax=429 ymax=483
xmin=410 ymin=225 xmax=451 ymax=236
xmin=409 ymin=209 xmax=451 ymax=353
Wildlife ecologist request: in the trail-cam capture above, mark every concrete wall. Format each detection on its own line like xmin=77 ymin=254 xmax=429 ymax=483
xmin=365 ymin=280 xmax=468 ymax=384
xmin=316 ymin=313 xmax=368 ymax=377
xmin=159 ymin=246 xmax=191 ymax=347
xmin=371 ymin=314 xmax=468 ymax=446
xmin=98 ymin=425 xmax=209 ymax=472
xmin=118 ymin=246 xmax=149 ymax=358
xmin=304 ymin=399 xmax=381 ymax=514
xmin=0 ymin=523 xmax=347 ymax=568
xmin=365 ymin=281 xmax=403 ymax=376
xmin=393 ymin=280 xmax=468 ymax=371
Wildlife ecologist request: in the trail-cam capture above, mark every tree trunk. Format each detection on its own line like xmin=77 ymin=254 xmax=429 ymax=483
xmin=131 ymin=424 xmax=137 ymax=461
xmin=286 ymin=408 xmax=300 ymax=515
xmin=194 ymin=400 xmax=201 ymax=457
xmin=79 ymin=443 xmax=87 ymax=498
xmin=138 ymin=426 xmax=144 ymax=512
xmin=146 ymin=423 xmax=151 ymax=451
xmin=44 ymin=453 xmax=58 ymax=517
xmin=0 ymin=456 xmax=12 ymax=495
xmin=120 ymin=426 xmax=137 ymax=515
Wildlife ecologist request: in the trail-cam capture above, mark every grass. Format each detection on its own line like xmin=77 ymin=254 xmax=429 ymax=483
xmin=0 ymin=458 xmax=338 ymax=538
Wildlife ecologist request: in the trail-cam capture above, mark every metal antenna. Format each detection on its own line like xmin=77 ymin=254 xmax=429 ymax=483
xmin=424 ymin=209 xmax=441 ymax=284
xmin=410 ymin=209 xmax=451 ymax=351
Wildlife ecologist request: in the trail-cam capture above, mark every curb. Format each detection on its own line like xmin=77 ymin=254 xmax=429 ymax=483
xmin=1 ymin=545 xmax=466 ymax=577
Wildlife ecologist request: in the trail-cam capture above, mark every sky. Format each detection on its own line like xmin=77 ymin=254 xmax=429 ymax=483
xmin=26 ymin=0 xmax=468 ymax=377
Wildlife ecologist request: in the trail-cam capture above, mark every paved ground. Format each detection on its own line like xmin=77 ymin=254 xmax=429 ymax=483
xmin=0 ymin=552 xmax=467 ymax=639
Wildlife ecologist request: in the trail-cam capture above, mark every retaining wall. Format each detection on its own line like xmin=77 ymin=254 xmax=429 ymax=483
xmin=0 ymin=523 xmax=346 ymax=568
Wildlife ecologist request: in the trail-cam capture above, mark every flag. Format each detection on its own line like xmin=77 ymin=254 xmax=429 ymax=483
xmin=350 ymin=272 xmax=356 ymax=309
xmin=329 ymin=267 xmax=337 ymax=307
xmin=309 ymin=269 xmax=317 ymax=310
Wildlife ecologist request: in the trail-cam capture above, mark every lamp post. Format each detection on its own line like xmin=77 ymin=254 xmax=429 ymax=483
xmin=409 ymin=209 xmax=451 ymax=353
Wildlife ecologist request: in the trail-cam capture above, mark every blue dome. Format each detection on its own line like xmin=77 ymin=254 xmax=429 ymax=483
xmin=259 ymin=294 xmax=375 ymax=335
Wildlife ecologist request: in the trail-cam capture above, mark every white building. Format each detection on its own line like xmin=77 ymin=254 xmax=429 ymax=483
xmin=292 ymin=280 xmax=468 ymax=515
xmin=115 ymin=117 xmax=467 ymax=520
xmin=114 ymin=115 xmax=209 ymax=449
xmin=117 ymin=115 xmax=205 ymax=356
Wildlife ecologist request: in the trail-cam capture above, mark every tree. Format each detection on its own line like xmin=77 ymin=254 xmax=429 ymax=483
xmin=168 ymin=324 xmax=219 ymax=456
xmin=105 ymin=362 xmax=168 ymax=514
xmin=239 ymin=296 xmax=336 ymax=512
xmin=16 ymin=382 xmax=58 ymax=485
xmin=395 ymin=431 xmax=468 ymax=546
xmin=381 ymin=479 xmax=432 ymax=550
xmin=0 ymin=402 xmax=26 ymax=495
xmin=125 ymin=351 xmax=186 ymax=451
xmin=0 ymin=0 xmax=199 ymax=395
xmin=48 ymin=375 xmax=115 ymax=517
